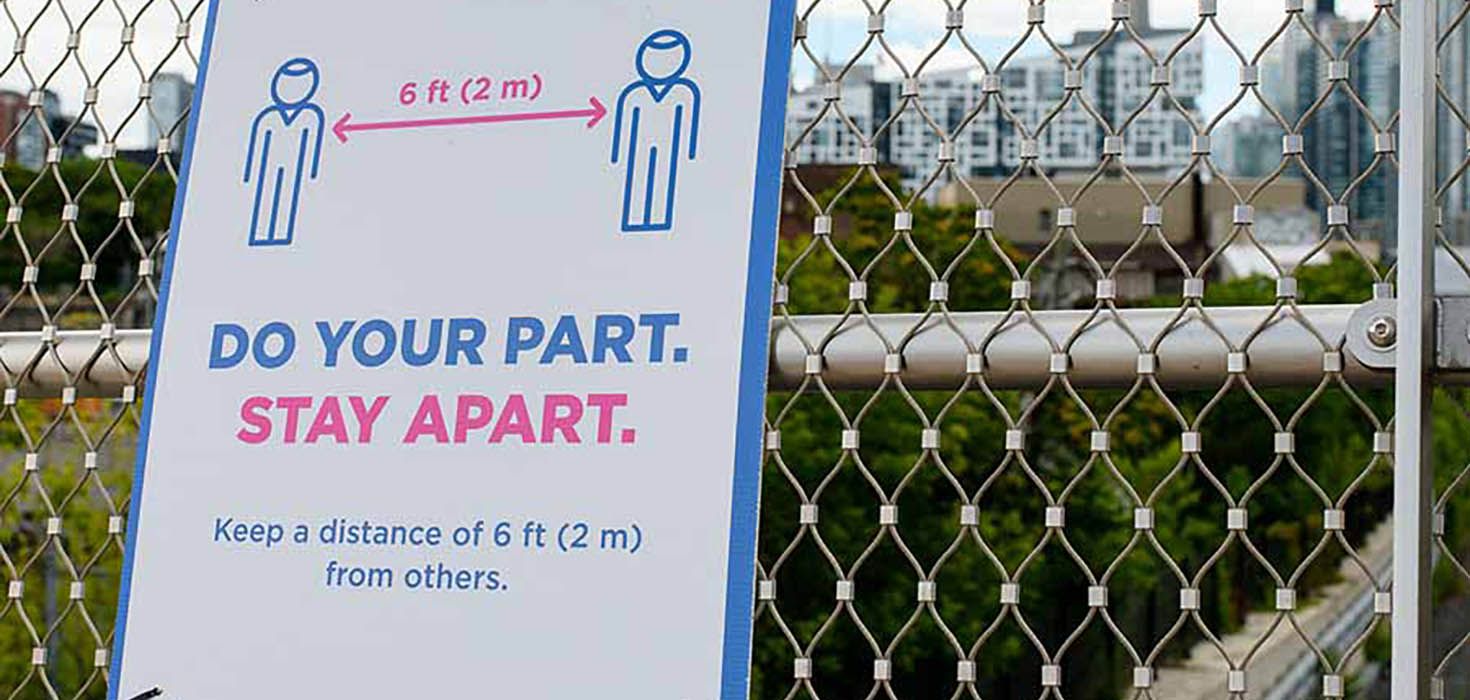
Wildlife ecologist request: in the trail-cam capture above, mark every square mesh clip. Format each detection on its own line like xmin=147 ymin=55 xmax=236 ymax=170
xmin=1020 ymin=139 xmax=1039 ymax=160
xmin=867 ymin=12 xmax=885 ymax=32
xmin=1180 ymin=587 xmax=1201 ymax=611
xmin=930 ymin=281 xmax=950 ymax=302
xmin=917 ymin=580 xmax=937 ymax=602
xmin=1134 ymin=508 xmax=1155 ymax=530
xmin=1375 ymin=132 xmax=1396 ymax=154
xmin=1045 ymin=506 xmax=1066 ymax=528
xmin=1327 ymin=205 xmax=1349 ymax=226
xmin=84 ymin=452 xmax=97 ymax=470
xmin=794 ymin=658 xmax=813 ymax=679
xmin=1323 ymin=674 xmax=1344 ymax=698
xmin=1227 ymin=508 xmax=1248 ymax=531
xmin=1097 ymin=279 xmax=1117 ymax=301
xmin=1374 ymin=431 xmax=1393 ymax=454
xmin=901 ymin=77 xmax=920 ymax=98
xmin=7 ymin=581 xmax=21 ymax=599
xmin=1274 ymin=432 xmax=1295 ymax=454
xmin=1198 ymin=0 xmax=1217 ymax=16
xmin=1142 ymin=205 xmax=1163 ymax=226
xmin=848 ymin=281 xmax=868 ymax=302
xmin=873 ymin=659 xmax=891 ymax=681
xmin=1183 ymin=277 xmax=1205 ymax=299
xmin=1064 ymin=69 xmax=1084 ymax=91
xmin=46 ymin=518 xmax=60 ymax=536
xmin=61 ymin=204 xmax=79 ymax=222
xmin=1134 ymin=667 xmax=1154 ymax=688
xmin=1000 ymin=583 xmax=1021 ymax=605
xmin=1088 ymin=586 xmax=1109 ymax=607
xmin=1041 ymin=665 xmax=1061 ymax=688
xmin=975 ymin=209 xmax=995 ymax=229
xmin=1027 ymin=5 xmax=1045 ymax=23
xmin=1276 ymin=587 xmax=1297 ymax=611
xmin=841 ymin=429 xmax=861 ymax=451
xmin=1181 ymin=432 xmax=1202 ymax=454
xmin=108 ymin=516 xmax=123 ymax=535
xmin=3 ymin=388 xmax=16 ymax=406
xmin=1005 ymin=429 xmax=1025 ymax=451
xmin=982 ymin=74 xmax=1002 ymax=94
xmin=1150 ymin=66 xmax=1171 ymax=86
xmin=1327 ymin=60 xmax=1349 ymax=81
xmin=922 ymin=429 xmax=941 ymax=450
xmin=894 ymin=211 xmax=914 ymax=231
xmin=1233 ymin=205 xmax=1255 ymax=225
xmin=759 ymin=580 xmax=776 ymax=601
xmin=1056 ymin=207 xmax=1076 ymax=227
xmin=938 ymin=142 xmax=956 ymax=163
xmin=1091 ymin=431 xmax=1111 ymax=453
xmin=1277 ymin=276 xmax=1298 ymax=299
xmin=1191 ymin=134 xmax=1211 ymax=155
xmin=1283 ymin=134 xmax=1304 ymax=155
xmin=966 ymin=353 xmax=985 ymax=375
xmin=884 ymin=353 xmax=903 ymax=375
xmin=93 ymin=649 xmax=107 ymax=668
xmin=1011 ymin=280 xmax=1032 ymax=301
xmin=5 ymin=206 xmax=21 ymax=224
xmin=23 ymin=453 xmax=37 ymax=472
xmin=1227 ymin=352 xmax=1248 ymax=374
xmin=957 ymin=660 xmax=977 ymax=682
xmin=836 ymin=580 xmax=855 ymax=601
xmin=1112 ymin=1 xmax=1132 ymax=20
xmin=22 ymin=266 xmax=38 ymax=284
xmin=774 ymin=284 xmax=790 ymax=305
xmin=946 ymin=9 xmax=965 ymax=29
xmin=766 ymin=430 xmax=782 ymax=453
xmin=1323 ymin=352 xmax=1343 ymax=373
xmin=879 ymin=505 xmax=898 ymax=526
xmin=1228 ymin=670 xmax=1247 ymax=693
xmin=805 ymin=355 xmax=824 ymax=376
xmin=960 ymin=505 xmax=979 ymax=526
xmin=68 ymin=581 xmax=83 ymax=600
xmin=859 ymin=147 xmax=878 ymax=166
xmin=799 ymin=504 xmax=819 ymax=525
xmin=1323 ymin=509 xmax=1346 ymax=531
xmin=1138 ymin=353 xmax=1158 ymax=375
xmin=79 ymin=263 xmax=96 ymax=282
xmin=1103 ymin=135 xmax=1125 ymax=156
xmin=1374 ymin=591 xmax=1392 ymax=614
xmin=31 ymin=648 xmax=45 ymax=666
xmin=1050 ymin=353 xmax=1070 ymax=375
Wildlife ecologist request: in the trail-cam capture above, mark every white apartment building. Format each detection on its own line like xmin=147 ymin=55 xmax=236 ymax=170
xmin=785 ymin=24 xmax=1204 ymax=196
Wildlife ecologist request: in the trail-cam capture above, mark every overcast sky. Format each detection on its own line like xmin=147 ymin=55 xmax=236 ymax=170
xmin=0 ymin=0 xmax=1394 ymax=148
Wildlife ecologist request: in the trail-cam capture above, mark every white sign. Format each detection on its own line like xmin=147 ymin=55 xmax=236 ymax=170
xmin=111 ymin=2 xmax=793 ymax=698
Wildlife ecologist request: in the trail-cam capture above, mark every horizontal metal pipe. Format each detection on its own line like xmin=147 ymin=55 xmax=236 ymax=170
xmin=0 ymin=329 xmax=150 ymax=398
xmin=770 ymin=305 xmax=1399 ymax=391
xmin=0 ymin=306 xmax=1423 ymax=398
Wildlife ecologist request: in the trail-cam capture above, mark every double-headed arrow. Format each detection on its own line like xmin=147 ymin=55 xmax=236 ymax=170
xmin=333 ymin=96 xmax=607 ymax=143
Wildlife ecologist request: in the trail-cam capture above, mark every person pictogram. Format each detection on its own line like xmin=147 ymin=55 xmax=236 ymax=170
xmin=245 ymin=58 xmax=326 ymax=247
xmin=611 ymin=30 xmax=702 ymax=233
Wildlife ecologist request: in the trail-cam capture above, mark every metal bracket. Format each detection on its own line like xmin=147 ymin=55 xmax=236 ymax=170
xmin=1437 ymin=296 xmax=1470 ymax=370
xmin=1347 ymin=298 xmax=1398 ymax=370
xmin=1348 ymin=296 xmax=1470 ymax=372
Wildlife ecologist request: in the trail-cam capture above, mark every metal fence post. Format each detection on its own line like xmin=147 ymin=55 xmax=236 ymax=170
xmin=1395 ymin=0 xmax=1438 ymax=697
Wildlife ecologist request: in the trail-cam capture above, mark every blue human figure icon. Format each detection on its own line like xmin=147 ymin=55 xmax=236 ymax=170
xmin=612 ymin=30 xmax=702 ymax=233
xmin=244 ymin=58 xmax=326 ymax=247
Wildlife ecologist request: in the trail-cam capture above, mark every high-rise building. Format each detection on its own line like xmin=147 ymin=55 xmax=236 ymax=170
xmin=0 ymin=90 xmax=97 ymax=170
xmin=1257 ymin=7 xmax=1398 ymax=243
xmin=784 ymin=4 xmax=1204 ymax=196
xmin=147 ymin=73 xmax=195 ymax=150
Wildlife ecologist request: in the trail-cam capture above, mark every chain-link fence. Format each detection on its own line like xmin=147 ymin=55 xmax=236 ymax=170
xmin=0 ymin=0 xmax=1464 ymax=699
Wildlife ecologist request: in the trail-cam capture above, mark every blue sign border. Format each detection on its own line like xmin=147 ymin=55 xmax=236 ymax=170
xmin=107 ymin=2 xmax=795 ymax=698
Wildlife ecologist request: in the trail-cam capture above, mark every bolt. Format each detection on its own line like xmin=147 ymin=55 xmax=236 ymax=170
xmin=1367 ymin=315 xmax=1397 ymax=349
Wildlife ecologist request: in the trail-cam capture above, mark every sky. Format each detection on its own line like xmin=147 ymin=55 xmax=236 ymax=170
xmin=0 ymin=0 xmax=1397 ymax=148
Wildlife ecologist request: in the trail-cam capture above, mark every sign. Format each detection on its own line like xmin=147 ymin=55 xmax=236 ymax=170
xmin=111 ymin=2 xmax=793 ymax=698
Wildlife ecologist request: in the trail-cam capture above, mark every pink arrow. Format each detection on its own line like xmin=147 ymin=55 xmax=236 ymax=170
xmin=334 ymin=96 xmax=607 ymax=143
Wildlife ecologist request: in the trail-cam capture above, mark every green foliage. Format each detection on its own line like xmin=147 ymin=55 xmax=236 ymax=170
xmin=755 ymin=175 xmax=1411 ymax=700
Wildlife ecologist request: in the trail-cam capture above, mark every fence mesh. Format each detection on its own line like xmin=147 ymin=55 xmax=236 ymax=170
xmin=0 ymin=0 xmax=1456 ymax=699
xmin=768 ymin=1 xmax=1400 ymax=699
